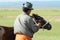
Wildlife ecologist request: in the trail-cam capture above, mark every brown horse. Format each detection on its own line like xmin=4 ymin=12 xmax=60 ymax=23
xmin=0 ymin=26 xmax=15 ymax=40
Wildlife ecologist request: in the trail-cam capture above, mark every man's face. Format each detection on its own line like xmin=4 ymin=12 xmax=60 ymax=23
xmin=27 ymin=10 xmax=31 ymax=15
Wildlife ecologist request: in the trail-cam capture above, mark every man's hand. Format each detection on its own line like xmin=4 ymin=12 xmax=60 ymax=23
xmin=35 ymin=21 xmax=42 ymax=27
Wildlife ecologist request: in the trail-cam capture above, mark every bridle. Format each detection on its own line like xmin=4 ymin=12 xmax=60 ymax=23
xmin=42 ymin=22 xmax=49 ymax=31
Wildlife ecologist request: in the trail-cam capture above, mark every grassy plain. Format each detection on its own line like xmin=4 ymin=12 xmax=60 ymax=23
xmin=0 ymin=8 xmax=60 ymax=40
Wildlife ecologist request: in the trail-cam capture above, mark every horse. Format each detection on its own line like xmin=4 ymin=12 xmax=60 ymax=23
xmin=0 ymin=14 xmax=52 ymax=40
xmin=0 ymin=26 xmax=15 ymax=40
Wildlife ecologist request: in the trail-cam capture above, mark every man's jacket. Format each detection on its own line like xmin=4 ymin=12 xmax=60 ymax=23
xmin=14 ymin=13 xmax=39 ymax=37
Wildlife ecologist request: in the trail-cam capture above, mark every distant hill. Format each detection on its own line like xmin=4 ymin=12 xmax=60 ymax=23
xmin=0 ymin=1 xmax=60 ymax=8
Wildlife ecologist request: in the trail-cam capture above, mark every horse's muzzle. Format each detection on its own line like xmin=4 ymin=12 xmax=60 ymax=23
xmin=43 ymin=23 xmax=52 ymax=30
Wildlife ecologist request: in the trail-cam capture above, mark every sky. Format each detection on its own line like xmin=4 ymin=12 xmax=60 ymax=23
xmin=0 ymin=0 xmax=60 ymax=8
xmin=0 ymin=0 xmax=60 ymax=2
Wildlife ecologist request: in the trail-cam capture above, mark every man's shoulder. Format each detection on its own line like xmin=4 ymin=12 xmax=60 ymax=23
xmin=16 ymin=13 xmax=32 ymax=20
xmin=21 ymin=13 xmax=31 ymax=18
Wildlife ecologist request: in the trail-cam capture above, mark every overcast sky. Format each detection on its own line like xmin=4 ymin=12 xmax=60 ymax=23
xmin=0 ymin=0 xmax=60 ymax=2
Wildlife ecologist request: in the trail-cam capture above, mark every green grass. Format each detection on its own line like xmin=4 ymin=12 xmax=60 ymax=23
xmin=32 ymin=21 xmax=60 ymax=40
xmin=0 ymin=17 xmax=15 ymax=26
xmin=0 ymin=8 xmax=60 ymax=40
xmin=32 ymin=9 xmax=60 ymax=16
xmin=0 ymin=8 xmax=22 ymax=16
xmin=0 ymin=8 xmax=60 ymax=16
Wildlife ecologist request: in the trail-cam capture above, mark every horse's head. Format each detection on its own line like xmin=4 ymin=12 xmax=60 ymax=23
xmin=32 ymin=14 xmax=52 ymax=30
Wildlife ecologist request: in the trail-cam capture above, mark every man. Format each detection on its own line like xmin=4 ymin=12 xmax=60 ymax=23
xmin=14 ymin=2 xmax=41 ymax=40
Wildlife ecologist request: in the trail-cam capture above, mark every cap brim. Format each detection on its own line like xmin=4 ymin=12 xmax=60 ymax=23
xmin=30 ymin=8 xmax=33 ymax=10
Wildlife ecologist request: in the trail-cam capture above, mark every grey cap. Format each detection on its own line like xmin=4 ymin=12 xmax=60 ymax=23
xmin=23 ymin=2 xmax=33 ymax=10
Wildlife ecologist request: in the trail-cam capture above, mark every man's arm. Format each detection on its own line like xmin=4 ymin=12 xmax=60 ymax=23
xmin=27 ymin=17 xmax=40 ymax=33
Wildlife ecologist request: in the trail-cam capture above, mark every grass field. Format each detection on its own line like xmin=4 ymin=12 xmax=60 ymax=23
xmin=0 ymin=8 xmax=60 ymax=40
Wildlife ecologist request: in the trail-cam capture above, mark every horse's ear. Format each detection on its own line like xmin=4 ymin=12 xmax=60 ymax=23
xmin=32 ymin=14 xmax=35 ymax=17
xmin=32 ymin=14 xmax=38 ymax=17
xmin=32 ymin=14 xmax=35 ymax=18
